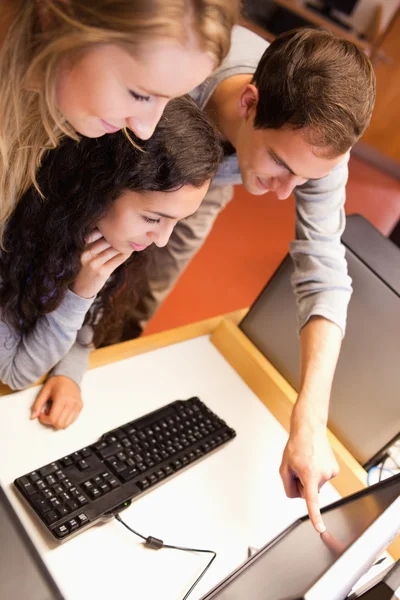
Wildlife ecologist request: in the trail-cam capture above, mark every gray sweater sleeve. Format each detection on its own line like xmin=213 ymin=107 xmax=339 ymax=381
xmin=49 ymin=323 xmax=93 ymax=387
xmin=291 ymin=155 xmax=353 ymax=337
xmin=0 ymin=289 xmax=94 ymax=390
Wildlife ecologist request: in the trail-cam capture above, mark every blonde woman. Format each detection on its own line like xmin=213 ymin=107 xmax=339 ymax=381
xmin=0 ymin=0 xmax=238 ymax=230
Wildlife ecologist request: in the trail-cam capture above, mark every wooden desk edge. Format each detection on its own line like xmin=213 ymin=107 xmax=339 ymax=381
xmin=0 ymin=309 xmax=248 ymax=398
xmin=210 ymin=319 xmax=400 ymax=559
xmin=89 ymin=308 xmax=248 ymax=370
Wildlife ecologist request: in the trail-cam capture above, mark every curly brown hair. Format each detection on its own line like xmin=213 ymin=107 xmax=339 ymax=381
xmin=0 ymin=96 xmax=223 ymax=347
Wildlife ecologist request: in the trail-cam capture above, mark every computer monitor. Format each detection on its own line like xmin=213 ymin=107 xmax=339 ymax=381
xmin=201 ymin=474 xmax=400 ymax=600
xmin=240 ymin=215 xmax=400 ymax=469
xmin=0 ymin=484 xmax=63 ymax=600
xmin=325 ymin=0 xmax=358 ymax=15
xmin=306 ymin=0 xmax=358 ymax=29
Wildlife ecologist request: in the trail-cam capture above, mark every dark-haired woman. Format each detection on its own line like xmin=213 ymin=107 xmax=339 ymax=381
xmin=0 ymin=96 xmax=222 ymax=430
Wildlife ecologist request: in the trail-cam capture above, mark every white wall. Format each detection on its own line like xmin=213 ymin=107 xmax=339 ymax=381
xmin=350 ymin=0 xmax=399 ymax=33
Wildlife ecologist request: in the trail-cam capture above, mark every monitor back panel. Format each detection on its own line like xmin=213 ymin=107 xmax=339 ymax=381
xmin=240 ymin=246 xmax=400 ymax=467
xmin=0 ymin=486 xmax=63 ymax=599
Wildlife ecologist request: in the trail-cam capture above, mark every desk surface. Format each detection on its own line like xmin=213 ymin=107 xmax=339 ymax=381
xmin=0 ymin=334 xmax=340 ymax=600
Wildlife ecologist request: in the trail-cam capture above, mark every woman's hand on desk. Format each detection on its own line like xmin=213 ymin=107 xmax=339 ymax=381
xmin=30 ymin=376 xmax=83 ymax=429
xmin=279 ymin=409 xmax=339 ymax=534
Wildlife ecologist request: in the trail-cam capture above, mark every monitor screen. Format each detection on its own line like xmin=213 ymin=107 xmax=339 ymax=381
xmin=203 ymin=475 xmax=400 ymax=600
xmin=0 ymin=487 xmax=63 ymax=600
xmin=326 ymin=0 xmax=358 ymax=16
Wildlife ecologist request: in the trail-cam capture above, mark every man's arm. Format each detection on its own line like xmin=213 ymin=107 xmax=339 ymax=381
xmin=280 ymin=156 xmax=352 ymax=531
xmin=280 ymin=316 xmax=341 ymax=532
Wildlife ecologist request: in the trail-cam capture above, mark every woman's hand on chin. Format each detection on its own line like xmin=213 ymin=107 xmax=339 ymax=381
xmin=71 ymin=228 xmax=132 ymax=299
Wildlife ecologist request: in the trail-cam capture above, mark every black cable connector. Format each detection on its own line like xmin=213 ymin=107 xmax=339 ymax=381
xmin=145 ymin=535 xmax=164 ymax=550
xmin=115 ymin=513 xmax=217 ymax=600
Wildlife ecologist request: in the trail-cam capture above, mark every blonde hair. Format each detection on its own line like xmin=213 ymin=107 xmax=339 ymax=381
xmin=0 ymin=0 xmax=238 ymax=237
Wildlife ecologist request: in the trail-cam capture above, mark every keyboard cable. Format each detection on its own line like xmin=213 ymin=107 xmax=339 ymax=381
xmin=115 ymin=513 xmax=217 ymax=600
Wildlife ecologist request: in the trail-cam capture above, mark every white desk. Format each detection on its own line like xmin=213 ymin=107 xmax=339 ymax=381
xmin=0 ymin=334 xmax=340 ymax=600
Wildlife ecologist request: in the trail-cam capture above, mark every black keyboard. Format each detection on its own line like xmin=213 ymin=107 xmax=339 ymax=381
xmin=14 ymin=397 xmax=236 ymax=541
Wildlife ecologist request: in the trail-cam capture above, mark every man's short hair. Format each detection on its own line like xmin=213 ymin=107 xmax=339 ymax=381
xmin=252 ymin=28 xmax=376 ymax=156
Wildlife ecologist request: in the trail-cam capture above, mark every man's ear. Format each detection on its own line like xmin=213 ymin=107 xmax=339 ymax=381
xmin=238 ymin=84 xmax=259 ymax=121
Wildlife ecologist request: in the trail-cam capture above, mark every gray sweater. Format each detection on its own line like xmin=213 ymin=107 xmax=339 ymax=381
xmin=191 ymin=25 xmax=352 ymax=334
xmin=0 ymin=289 xmax=93 ymax=390
xmin=0 ymin=25 xmax=352 ymax=391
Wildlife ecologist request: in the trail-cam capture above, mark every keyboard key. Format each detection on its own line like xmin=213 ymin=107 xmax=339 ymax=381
xmin=99 ymin=482 xmax=110 ymax=494
xmin=106 ymin=458 xmax=126 ymax=474
xmin=120 ymin=468 xmax=139 ymax=483
xmin=66 ymin=499 xmax=79 ymax=512
xmin=77 ymin=459 xmax=89 ymax=471
xmin=67 ymin=518 xmax=79 ymax=532
xmin=81 ymin=448 xmax=92 ymax=458
xmin=54 ymin=524 xmax=69 ymax=538
xmin=50 ymin=498 xmax=62 ymax=510
xmin=77 ymin=495 xmax=89 ymax=506
xmin=31 ymin=495 xmax=51 ymax=514
xmin=53 ymin=484 xmax=64 ymax=495
xmin=55 ymin=470 xmax=66 ymax=481
xmin=43 ymin=489 xmax=54 ymax=500
xmin=39 ymin=463 xmax=59 ymax=477
xmin=59 ymin=492 xmax=71 ymax=503
xmin=97 ymin=442 xmax=123 ymax=460
xmin=20 ymin=479 xmax=36 ymax=496
xmin=29 ymin=472 xmax=40 ymax=483
xmin=60 ymin=457 xmax=73 ymax=468
xmin=137 ymin=478 xmax=150 ymax=490
xmin=89 ymin=487 xmax=101 ymax=500
xmin=46 ymin=475 xmax=57 ymax=486
xmin=57 ymin=505 xmax=69 ymax=518
xmin=77 ymin=513 xmax=89 ymax=526
xmin=125 ymin=425 xmax=137 ymax=435
xmin=109 ymin=478 xmax=119 ymax=489
xmin=36 ymin=480 xmax=46 ymax=491
xmin=93 ymin=441 xmax=107 ymax=451
xmin=43 ymin=510 xmax=58 ymax=525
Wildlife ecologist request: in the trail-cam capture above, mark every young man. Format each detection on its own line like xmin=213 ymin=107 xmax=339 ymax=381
xmin=127 ymin=27 xmax=376 ymax=532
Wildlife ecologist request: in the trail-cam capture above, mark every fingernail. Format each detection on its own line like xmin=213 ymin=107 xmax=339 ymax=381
xmin=316 ymin=522 xmax=326 ymax=533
